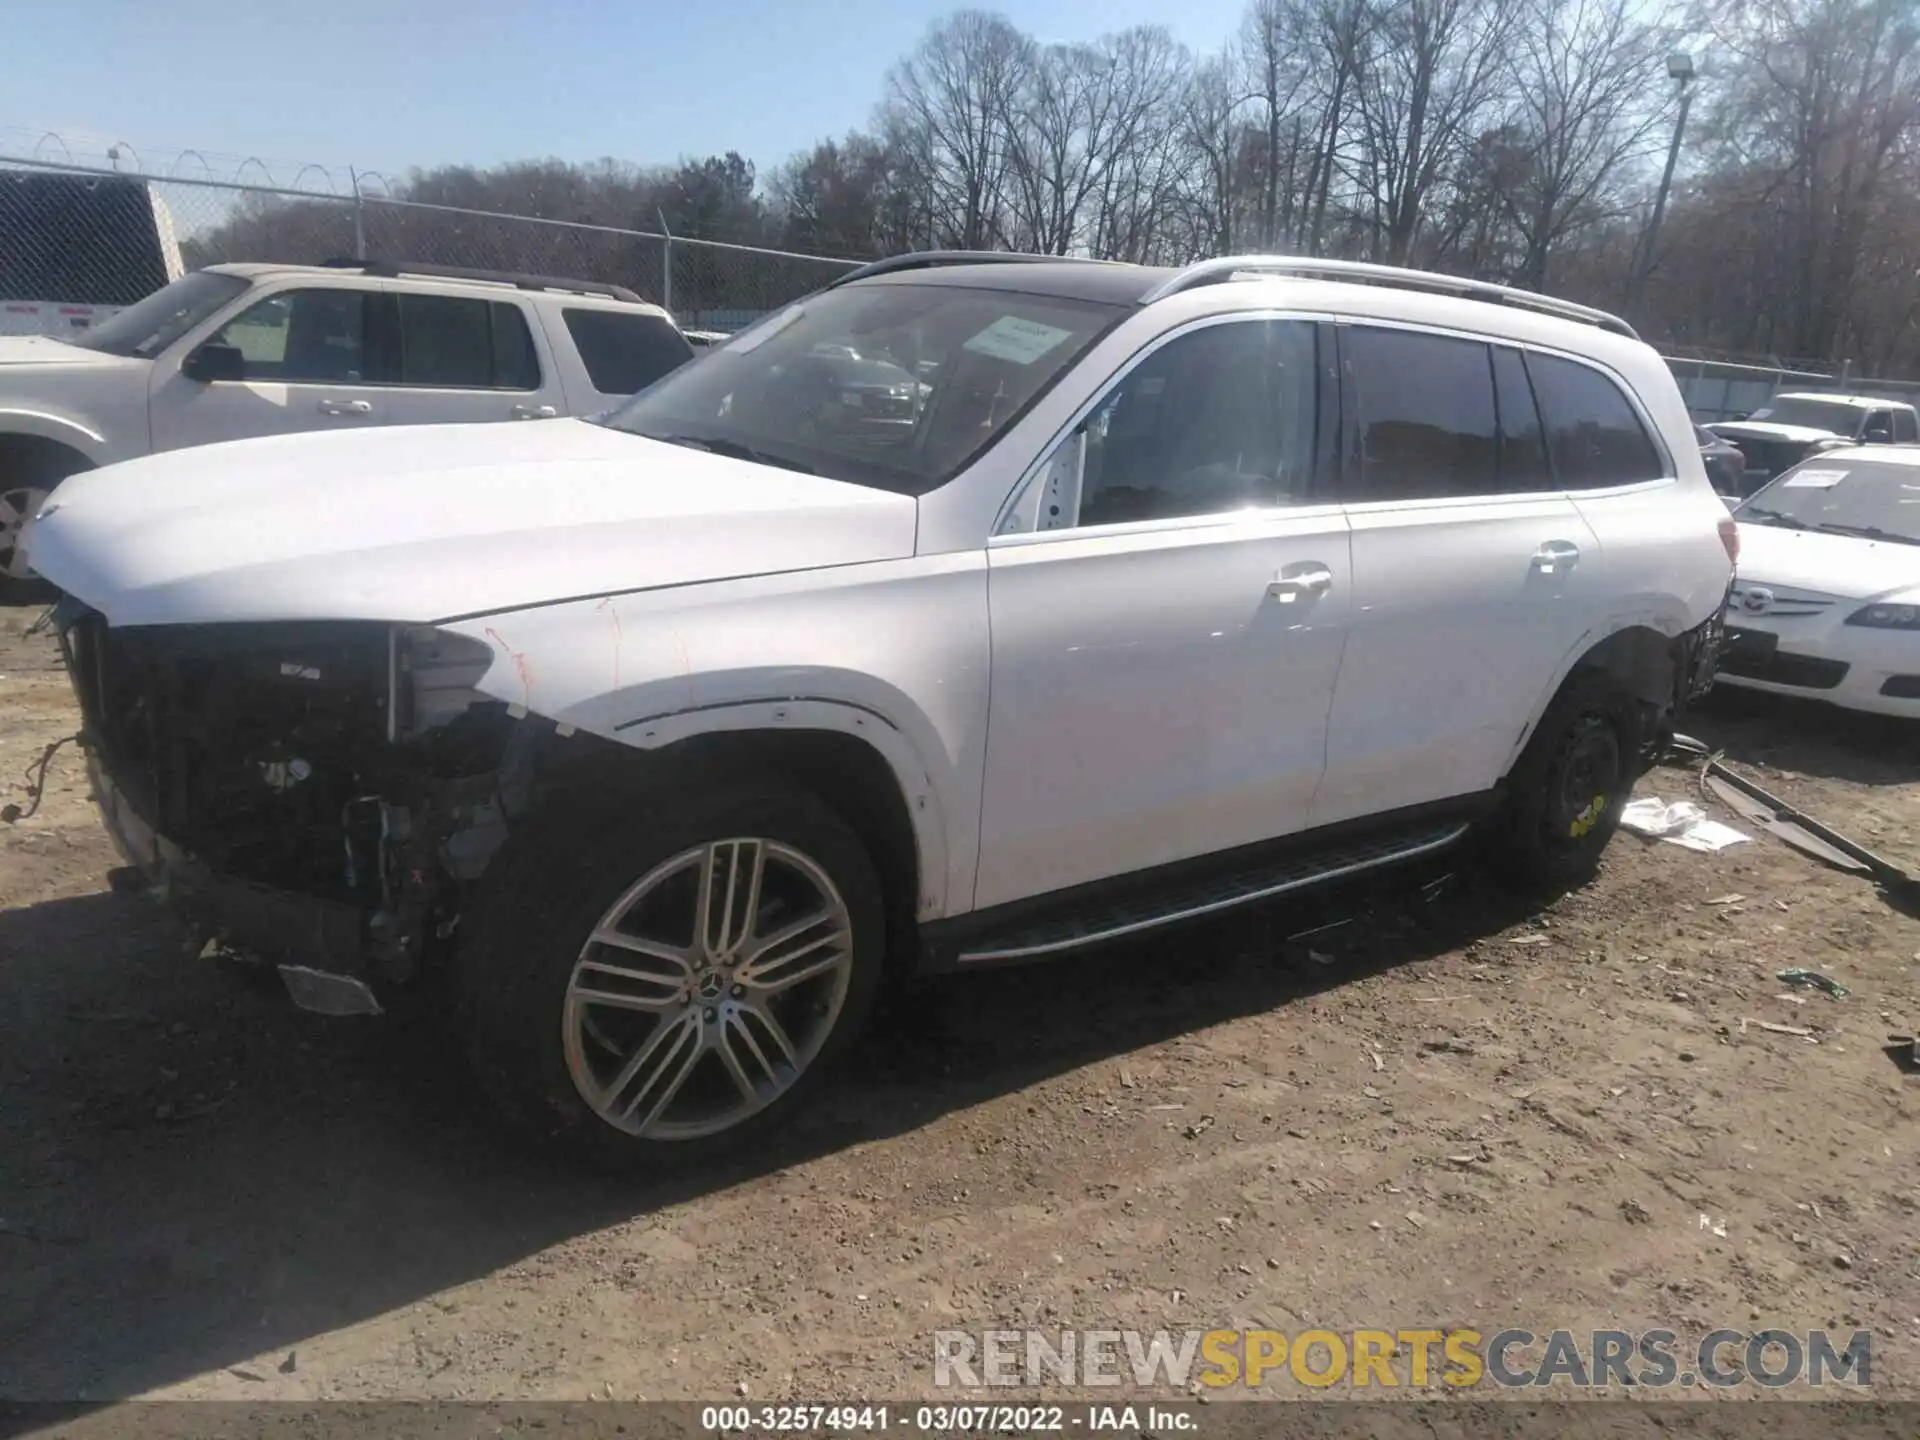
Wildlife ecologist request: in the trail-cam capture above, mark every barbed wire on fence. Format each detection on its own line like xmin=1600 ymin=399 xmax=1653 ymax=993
xmin=0 ymin=149 xmax=862 ymax=333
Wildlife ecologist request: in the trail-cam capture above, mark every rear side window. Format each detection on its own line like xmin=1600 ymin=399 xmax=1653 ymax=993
xmin=1525 ymin=352 xmax=1664 ymax=487
xmin=1898 ymin=410 xmax=1920 ymax=443
xmin=563 ymin=308 xmax=695 ymax=394
xmin=1343 ymin=326 xmax=1498 ymax=500
xmin=396 ymin=294 xmax=541 ymax=390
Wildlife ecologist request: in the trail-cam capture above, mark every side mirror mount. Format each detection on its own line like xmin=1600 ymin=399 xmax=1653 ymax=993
xmin=181 ymin=341 xmax=246 ymax=384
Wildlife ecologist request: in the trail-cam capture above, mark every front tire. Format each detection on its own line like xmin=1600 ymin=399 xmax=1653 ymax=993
xmin=1 ymin=439 xmax=90 ymax=599
xmin=458 ymin=778 xmax=887 ymax=1171
xmin=1485 ymin=670 xmax=1644 ymax=891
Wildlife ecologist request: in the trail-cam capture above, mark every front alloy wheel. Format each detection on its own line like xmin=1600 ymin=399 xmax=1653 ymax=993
xmin=459 ymin=780 xmax=885 ymax=1169
xmin=0 ymin=485 xmax=48 ymax=581
xmin=562 ymin=838 xmax=855 ymax=1140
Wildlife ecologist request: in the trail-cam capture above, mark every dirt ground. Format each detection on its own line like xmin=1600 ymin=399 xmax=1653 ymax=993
xmin=2 ymin=598 xmax=1917 ymax=1406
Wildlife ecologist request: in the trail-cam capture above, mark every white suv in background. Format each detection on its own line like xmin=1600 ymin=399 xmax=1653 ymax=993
xmin=28 ymin=252 xmax=1734 ymax=1170
xmin=0 ymin=259 xmax=695 ymax=580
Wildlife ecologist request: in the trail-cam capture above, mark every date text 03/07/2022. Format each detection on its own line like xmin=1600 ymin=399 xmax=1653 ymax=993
xmin=699 ymin=1404 xmax=1194 ymax=1434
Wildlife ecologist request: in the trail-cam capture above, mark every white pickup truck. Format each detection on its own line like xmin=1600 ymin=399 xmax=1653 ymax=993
xmin=1706 ymin=392 xmax=1920 ymax=496
xmin=1 ymin=259 xmax=695 ymax=582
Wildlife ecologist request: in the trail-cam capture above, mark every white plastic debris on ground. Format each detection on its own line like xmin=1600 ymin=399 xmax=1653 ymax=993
xmin=1620 ymin=798 xmax=1751 ymax=853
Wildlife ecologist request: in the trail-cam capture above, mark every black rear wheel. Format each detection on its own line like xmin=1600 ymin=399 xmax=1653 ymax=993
xmin=1485 ymin=671 xmax=1643 ymax=890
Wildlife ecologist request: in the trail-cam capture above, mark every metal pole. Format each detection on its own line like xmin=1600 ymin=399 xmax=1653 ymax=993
xmin=657 ymin=208 xmax=673 ymax=316
xmin=349 ymin=166 xmax=367 ymax=260
xmin=1630 ymin=77 xmax=1693 ymax=310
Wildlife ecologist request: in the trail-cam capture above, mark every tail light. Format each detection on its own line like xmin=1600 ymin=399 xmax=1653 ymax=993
xmin=1718 ymin=516 xmax=1740 ymax=565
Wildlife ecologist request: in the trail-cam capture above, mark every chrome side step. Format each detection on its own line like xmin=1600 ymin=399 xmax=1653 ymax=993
xmin=955 ymin=822 xmax=1470 ymax=964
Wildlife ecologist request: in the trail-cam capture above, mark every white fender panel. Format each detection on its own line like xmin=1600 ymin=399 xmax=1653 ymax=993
xmin=442 ymin=553 xmax=992 ymax=920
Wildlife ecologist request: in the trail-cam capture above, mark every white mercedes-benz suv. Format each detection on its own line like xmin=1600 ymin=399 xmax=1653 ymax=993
xmin=26 ymin=252 xmax=1734 ymax=1168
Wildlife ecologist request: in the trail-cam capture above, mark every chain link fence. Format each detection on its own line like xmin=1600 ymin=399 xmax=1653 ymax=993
xmin=1 ymin=156 xmax=860 ymax=337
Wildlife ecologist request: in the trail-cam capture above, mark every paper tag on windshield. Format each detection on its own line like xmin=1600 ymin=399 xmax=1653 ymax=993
xmin=1783 ymin=468 xmax=1847 ymax=488
xmin=963 ymin=315 xmax=1075 ymax=365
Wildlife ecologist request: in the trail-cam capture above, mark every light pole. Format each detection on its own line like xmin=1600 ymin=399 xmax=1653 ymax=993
xmin=1629 ymin=50 xmax=1696 ymax=311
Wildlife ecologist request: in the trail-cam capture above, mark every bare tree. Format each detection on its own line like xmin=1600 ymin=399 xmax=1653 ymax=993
xmin=1353 ymin=0 xmax=1518 ymax=263
xmin=1703 ymin=0 xmax=1920 ymax=357
xmin=1497 ymin=0 xmax=1678 ymax=288
xmin=883 ymin=11 xmax=1033 ymax=249
xmin=1178 ymin=53 xmax=1257 ymax=253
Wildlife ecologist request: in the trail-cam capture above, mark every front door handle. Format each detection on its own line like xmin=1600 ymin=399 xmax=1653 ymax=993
xmin=511 ymin=404 xmax=558 ymax=420
xmin=1267 ymin=563 xmax=1335 ymax=603
xmin=1531 ymin=540 xmax=1581 ymax=574
xmin=317 ymin=398 xmax=372 ymax=416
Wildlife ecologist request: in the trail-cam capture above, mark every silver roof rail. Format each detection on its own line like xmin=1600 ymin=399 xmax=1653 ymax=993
xmin=1139 ymin=255 xmax=1639 ymax=341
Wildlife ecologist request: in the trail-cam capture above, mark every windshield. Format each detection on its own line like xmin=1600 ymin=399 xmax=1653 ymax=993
xmin=1740 ymin=397 xmax=1863 ymax=435
xmin=68 ymin=270 xmax=250 ymax=359
xmin=1738 ymin=458 xmax=1920 ymax=545
xmin=597 ymin=282 xmax=1124 ymax=494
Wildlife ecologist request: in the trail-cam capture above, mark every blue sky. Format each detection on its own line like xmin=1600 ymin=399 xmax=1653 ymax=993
xmin=4 ymin=0 xmax=1246 ymax=183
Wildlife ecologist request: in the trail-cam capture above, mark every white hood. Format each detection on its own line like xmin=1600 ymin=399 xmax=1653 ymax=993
xmin=26 ymin=419 xmax=920 ymax=627
xmin=1708 ymin=420 xmax=1842 ymax=445
xmin=1735 ymin=521 xmax=1920 ymax=601
xmin=0 ymin=335 xmax=136 ymax=369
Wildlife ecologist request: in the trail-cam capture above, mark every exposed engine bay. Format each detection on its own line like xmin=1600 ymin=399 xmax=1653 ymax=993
xmin=55 ymin=601 xmax=542 ymax=988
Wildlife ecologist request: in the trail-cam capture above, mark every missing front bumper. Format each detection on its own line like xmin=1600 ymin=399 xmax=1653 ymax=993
xmin=89 ymin=749 xmax=378 ymax=1007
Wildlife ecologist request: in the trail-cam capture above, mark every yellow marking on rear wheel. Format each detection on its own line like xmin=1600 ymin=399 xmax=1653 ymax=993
xmin=1568 ymin=793 xmax=1607 ymax=839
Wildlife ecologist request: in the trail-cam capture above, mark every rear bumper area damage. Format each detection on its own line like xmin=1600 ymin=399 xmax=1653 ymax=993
xmin=1681 ymin=598 xmax=1727 ymax=704
xmin=56 ymin=602 xmax=525 ymax=1012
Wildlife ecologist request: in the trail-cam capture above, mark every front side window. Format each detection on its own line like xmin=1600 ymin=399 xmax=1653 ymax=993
xmin=1344 ymin=326 xmax=1499 ymax=500
xmin=1071 ymin=319 xmax=1318 ymax=527
xmin=208 ymin=288 xmax=368 ymax=383
xmin=563 ymin=308 xmax=695 ymax=394
xmin=599 ymin=281 xmax=1123 ymax=495
xmin=68 ymin=269 xmax=249 ymax=359
xmin=1525 ymin=352 xmax=1664 ymax=488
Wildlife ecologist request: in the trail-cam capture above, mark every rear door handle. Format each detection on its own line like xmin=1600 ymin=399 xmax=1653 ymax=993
xmin=317 ymin=398 xmax=372 ymax=416
xmin=511 ymin=404 xmax=558 ymax=420
xmin=1267 ymin=562 xmax=1335 ymax=603
xmin=1531 ymin=540 xmax=1581 ymax=574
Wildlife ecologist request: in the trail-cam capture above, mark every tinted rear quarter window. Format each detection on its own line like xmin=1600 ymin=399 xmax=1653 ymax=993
xmin=1525 ymin=352 xmax=1664 ymax=487
xmin=1343 ymin=326 xmax=1499 ymax=500
xmin=563 ymin=308 xmax=695 ymax=394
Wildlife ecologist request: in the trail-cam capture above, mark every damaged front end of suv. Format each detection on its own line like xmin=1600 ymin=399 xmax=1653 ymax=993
xmin=56 ymin=604 xmax=544 ymax=1012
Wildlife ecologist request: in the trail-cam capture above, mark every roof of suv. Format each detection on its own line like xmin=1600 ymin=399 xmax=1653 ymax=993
xmin=203 ymin=260 xmax=670 ymax=315
xmin=835 ymin=251 xmax=1641 ymax=344
xmin=856 ymin=259 xmax=1174 ymax=306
